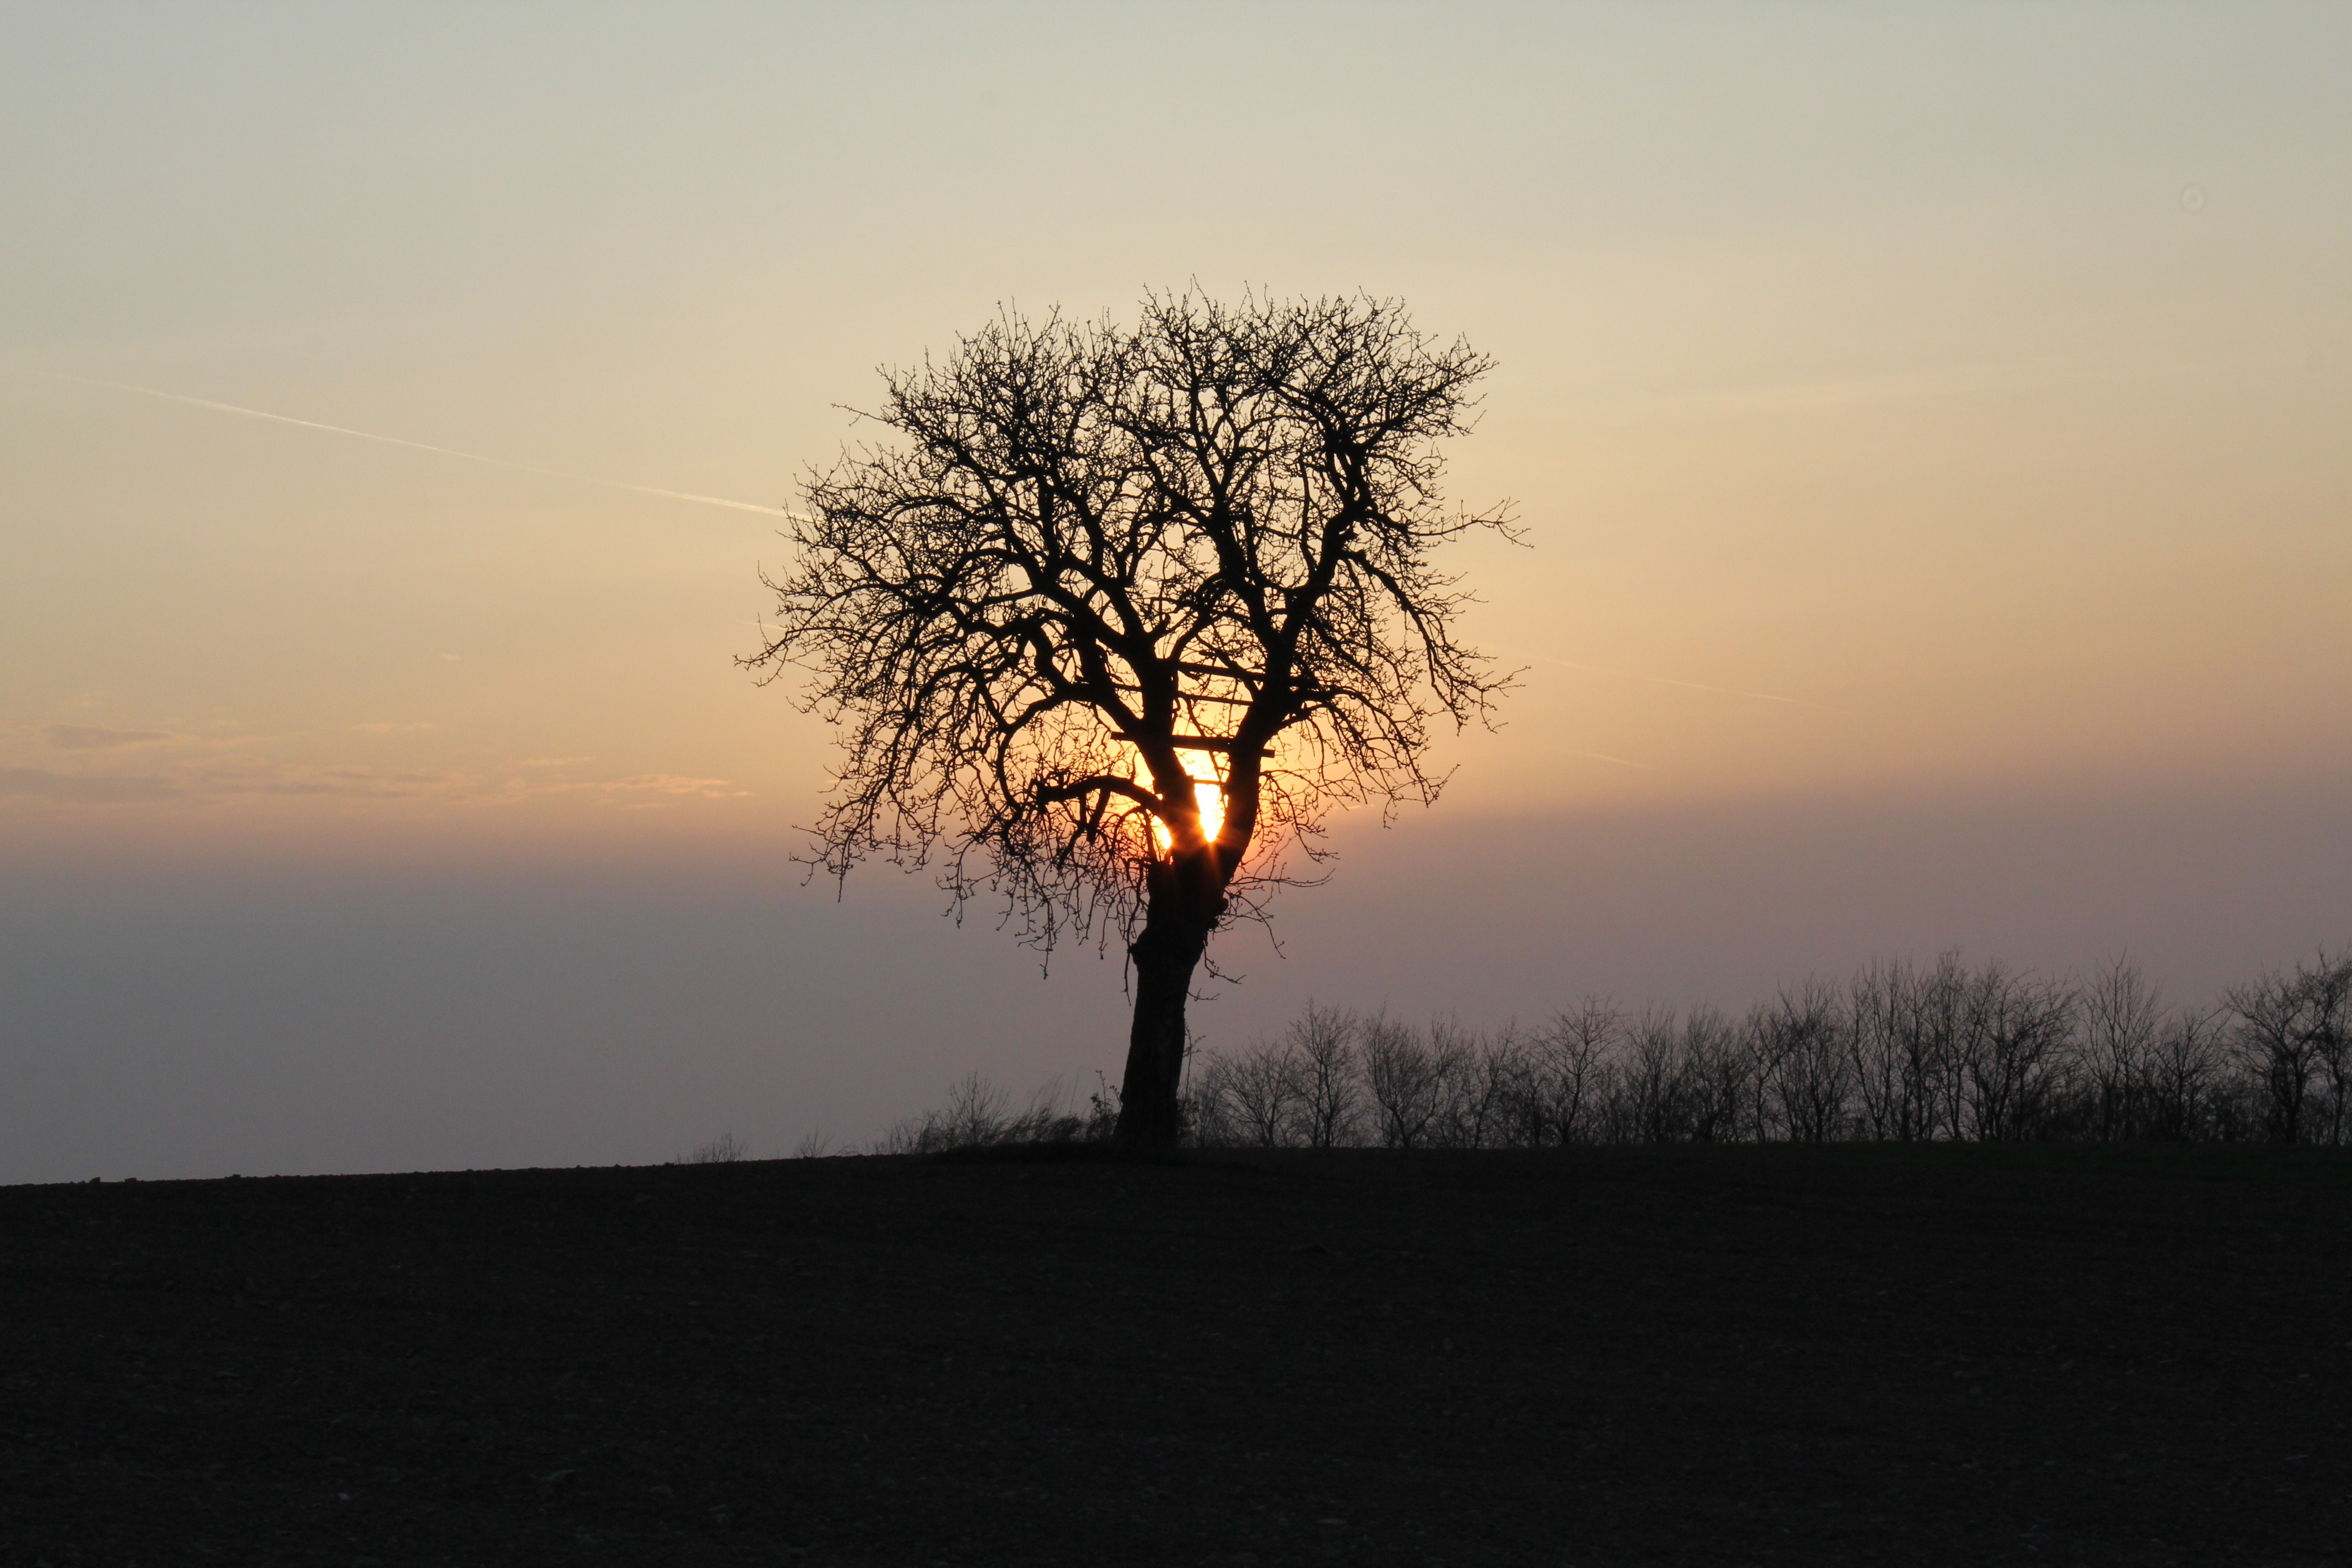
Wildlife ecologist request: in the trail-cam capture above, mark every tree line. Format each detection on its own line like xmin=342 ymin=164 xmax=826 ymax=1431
xmin=1179 ymin=949 xmax=2352 ymax=1149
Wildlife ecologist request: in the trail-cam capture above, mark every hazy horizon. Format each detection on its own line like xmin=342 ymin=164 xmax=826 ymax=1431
xmin=4 ymin=2 xmax=2347 ymax=1182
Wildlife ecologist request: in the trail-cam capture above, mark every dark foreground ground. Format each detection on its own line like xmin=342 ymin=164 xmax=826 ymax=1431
xmin=3 ymin=1146 xmax=2347 ymax=1567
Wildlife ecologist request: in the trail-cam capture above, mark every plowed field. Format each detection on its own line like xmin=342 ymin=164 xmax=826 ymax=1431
xmin=4 ymin=1145 xmax=2346 ymax=1565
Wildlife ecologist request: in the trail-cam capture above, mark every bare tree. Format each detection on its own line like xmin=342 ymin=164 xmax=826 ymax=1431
xmin=1423 ymin=1019 xmax=1486 ymax=1147
xmin=2227 ymin=951 xmax=2352 ymax=1144
xmin=2229 ymin=965 xmax=2318 ymax=1142
xmin=1681 ymin=1007 xmax=1753 ymax=1143
xmin=1845 ymin=961 xmax=1904 ymax=1140
xmin=2142 ymin=1008 xmax=2226 ymax=1142
xmin=1847 ymin=957 xmax=1946 ymax=1141
xmin=2081 ymin=955 xmax=2164 ymax=1141
xmin=1282 ymin=1002 xmax=1366 ymax=1150
xmin=1456 ymin=1024 xmax=1535 ymax=1149
xmin=1364 ymin=1013 xmax=1443 ymax=1150
xmin=1910 ymin=951 xmax=1977 ymax=1141
xmin=1622 ymin=1007 xmax=1694 ymax=1143
xmin=1753 ymin=979 xmax=1851 ymax=1144
xmin=2302 ymin=950 xmax=2352 ymax=1145
xmin=749 ymin=291 xmax=1511 ymax=1148
xmin=1536 ymin=998 xmax=1623 ymax=1146
xmin=1957 ymin=962 xmax=2076 ymax=1142
xmin=1196 ymin=1037 xmax=1300 ymax=1147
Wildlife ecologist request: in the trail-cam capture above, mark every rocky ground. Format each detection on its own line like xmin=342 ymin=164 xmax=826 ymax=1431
xmin=3 ymin=1143 xmax=2347 ymax=1566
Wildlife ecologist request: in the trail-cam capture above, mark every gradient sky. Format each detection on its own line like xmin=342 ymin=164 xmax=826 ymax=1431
xmin=4 ymin=3 xmax=2347 ymax=1182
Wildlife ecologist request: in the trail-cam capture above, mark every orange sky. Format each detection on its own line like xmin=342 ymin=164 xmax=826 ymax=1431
xmin=2 ymin=4 xmax=2347 ymax=1179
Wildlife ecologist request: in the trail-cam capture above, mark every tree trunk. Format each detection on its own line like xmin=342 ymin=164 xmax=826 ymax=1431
xmin=1115 ymin=852 xmax=1223 ymax=1150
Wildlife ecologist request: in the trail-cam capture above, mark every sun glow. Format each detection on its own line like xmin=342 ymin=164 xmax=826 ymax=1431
xmin=1191 ymin=765 xmax=1228 ymax=842
xmin=1142 ymin=747 xmax=1227 ymax=850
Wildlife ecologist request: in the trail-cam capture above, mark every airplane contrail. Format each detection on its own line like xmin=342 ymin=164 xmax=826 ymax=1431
xmin=1527 ymin=655 xmax=1838 ymax=712
xmin=28 ymin=370 xmax=792 ymax=517
xmin=1567 ymin=747 xmax=1661 ymax=771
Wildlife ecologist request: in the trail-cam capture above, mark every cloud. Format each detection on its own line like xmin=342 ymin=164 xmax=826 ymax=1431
xmin=520 ymin=773 xmax=752 ymax=802
xmin=198 ymin=762 xmax=460 ymax=799
xmin=349 ymin=721 xmax=440 ymax=734
xmin=609 ymin=774 xmax=747 ymax=798
xmin=233 ymin=781 xmax=419 ymax=798
xmin=517 ymin=756 xmax=595 ymax=769
xmin=46 ymin=724 xmax=170 ymax=750
xmin=0 ymin=767 xmax=181 ymax=803
xmin=611 ymin=774 xmax=750 ymax=799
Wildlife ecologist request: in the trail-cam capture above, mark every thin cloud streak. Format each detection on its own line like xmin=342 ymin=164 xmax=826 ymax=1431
xmin=1567 ymin=748 xmax=1661 ymax=771
xmin=46 ymin=724 xmax=171 ymax=750
xmin=26 ymin=372 xmax=791 ymax=517
xmin=1527 ymin=655 xmax=1837 ymax=712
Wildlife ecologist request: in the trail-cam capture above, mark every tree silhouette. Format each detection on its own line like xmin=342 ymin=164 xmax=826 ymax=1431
xmin=749 ymin=290 xmax=1511 ymax=1147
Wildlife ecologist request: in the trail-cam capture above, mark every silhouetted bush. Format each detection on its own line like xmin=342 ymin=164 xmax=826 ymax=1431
xmin=682 ymin=1131 xmax=754 ymax=1164
xmin=869 ymin=1073 xmax=1093 ymax=1154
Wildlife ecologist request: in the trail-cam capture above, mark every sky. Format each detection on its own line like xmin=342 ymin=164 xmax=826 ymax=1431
xmin=3 ymin=2 xmax=2347 ymax=1181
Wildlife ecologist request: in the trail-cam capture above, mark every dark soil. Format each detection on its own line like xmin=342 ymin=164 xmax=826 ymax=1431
xmin=4 ymin=1144 xmax=2347 ymax=1566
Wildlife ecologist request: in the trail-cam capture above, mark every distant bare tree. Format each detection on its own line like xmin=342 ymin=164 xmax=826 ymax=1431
xmin=1283 ymin=1002 xmax=1364 ymax=1149
xmin=1196 ymin=1037 xmax=1301 ymax=1147
xmin=1537 ymin=998 xmax=1623 ymax=1145
xmin=1460 ymin=1025 xmax=1538 ymax=1148
xmin=1355 ymin=1018 xmax=1523 ymax=1149
xmin=1622 ymin=1007 xmax=1693 ymax=1143
xmin=2227 ymin=951 xmax=2352 ymax=1143
xmin=1426 ymin=1019 xmax=1490 ymax=1147
xmin=1909 ymin=951 xmax=1977 ymax=1141
xmin=1958 ymin=962 xmax=2076 ymax=1141
xmin=1456 ymin=1024 xmax=1535 ymax=1149
xmin=2081 ymin=956 xmax=2165 ymax=1141
xmin=1753 ymin=979 xmax=1851 ymax=1144
xmin=1846 ymin=961 xmax=1905 ymax=1139
xmin=2229 ymin=963 xmax=2326 ymax=1142
xmin=749 ymin=290 xmax=1513 ymax=1149
xmin=1848 ymin=957 xmax=1945 ymax=1141
xmin=2303 ymin=950 xmax=2352 ymax=1145
xmin=1681 ymin=1007 xmax=1753 ymax=1143
xmin=1363 ymin=1013 xmax=1441 ymax=1150
xmin=2141 ymin=1009 xmax=2227 ymax=1142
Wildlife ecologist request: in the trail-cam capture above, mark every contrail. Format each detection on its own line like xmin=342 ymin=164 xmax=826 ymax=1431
xmin=29 ymin=371 xmax=791 ymax=517
xmin=1527 ymin=655 xmax=1837 ymax=712
xmin=1567 ymin=747 xmax=1661 ymax=771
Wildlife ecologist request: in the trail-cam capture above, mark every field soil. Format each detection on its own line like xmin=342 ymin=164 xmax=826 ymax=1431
xmin=3 ymin=1144 xmax=2347 ymax=1566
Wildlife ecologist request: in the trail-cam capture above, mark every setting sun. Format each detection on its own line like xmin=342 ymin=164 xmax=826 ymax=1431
xmin=1142 ymin=745 xmax=1227 ymax=849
